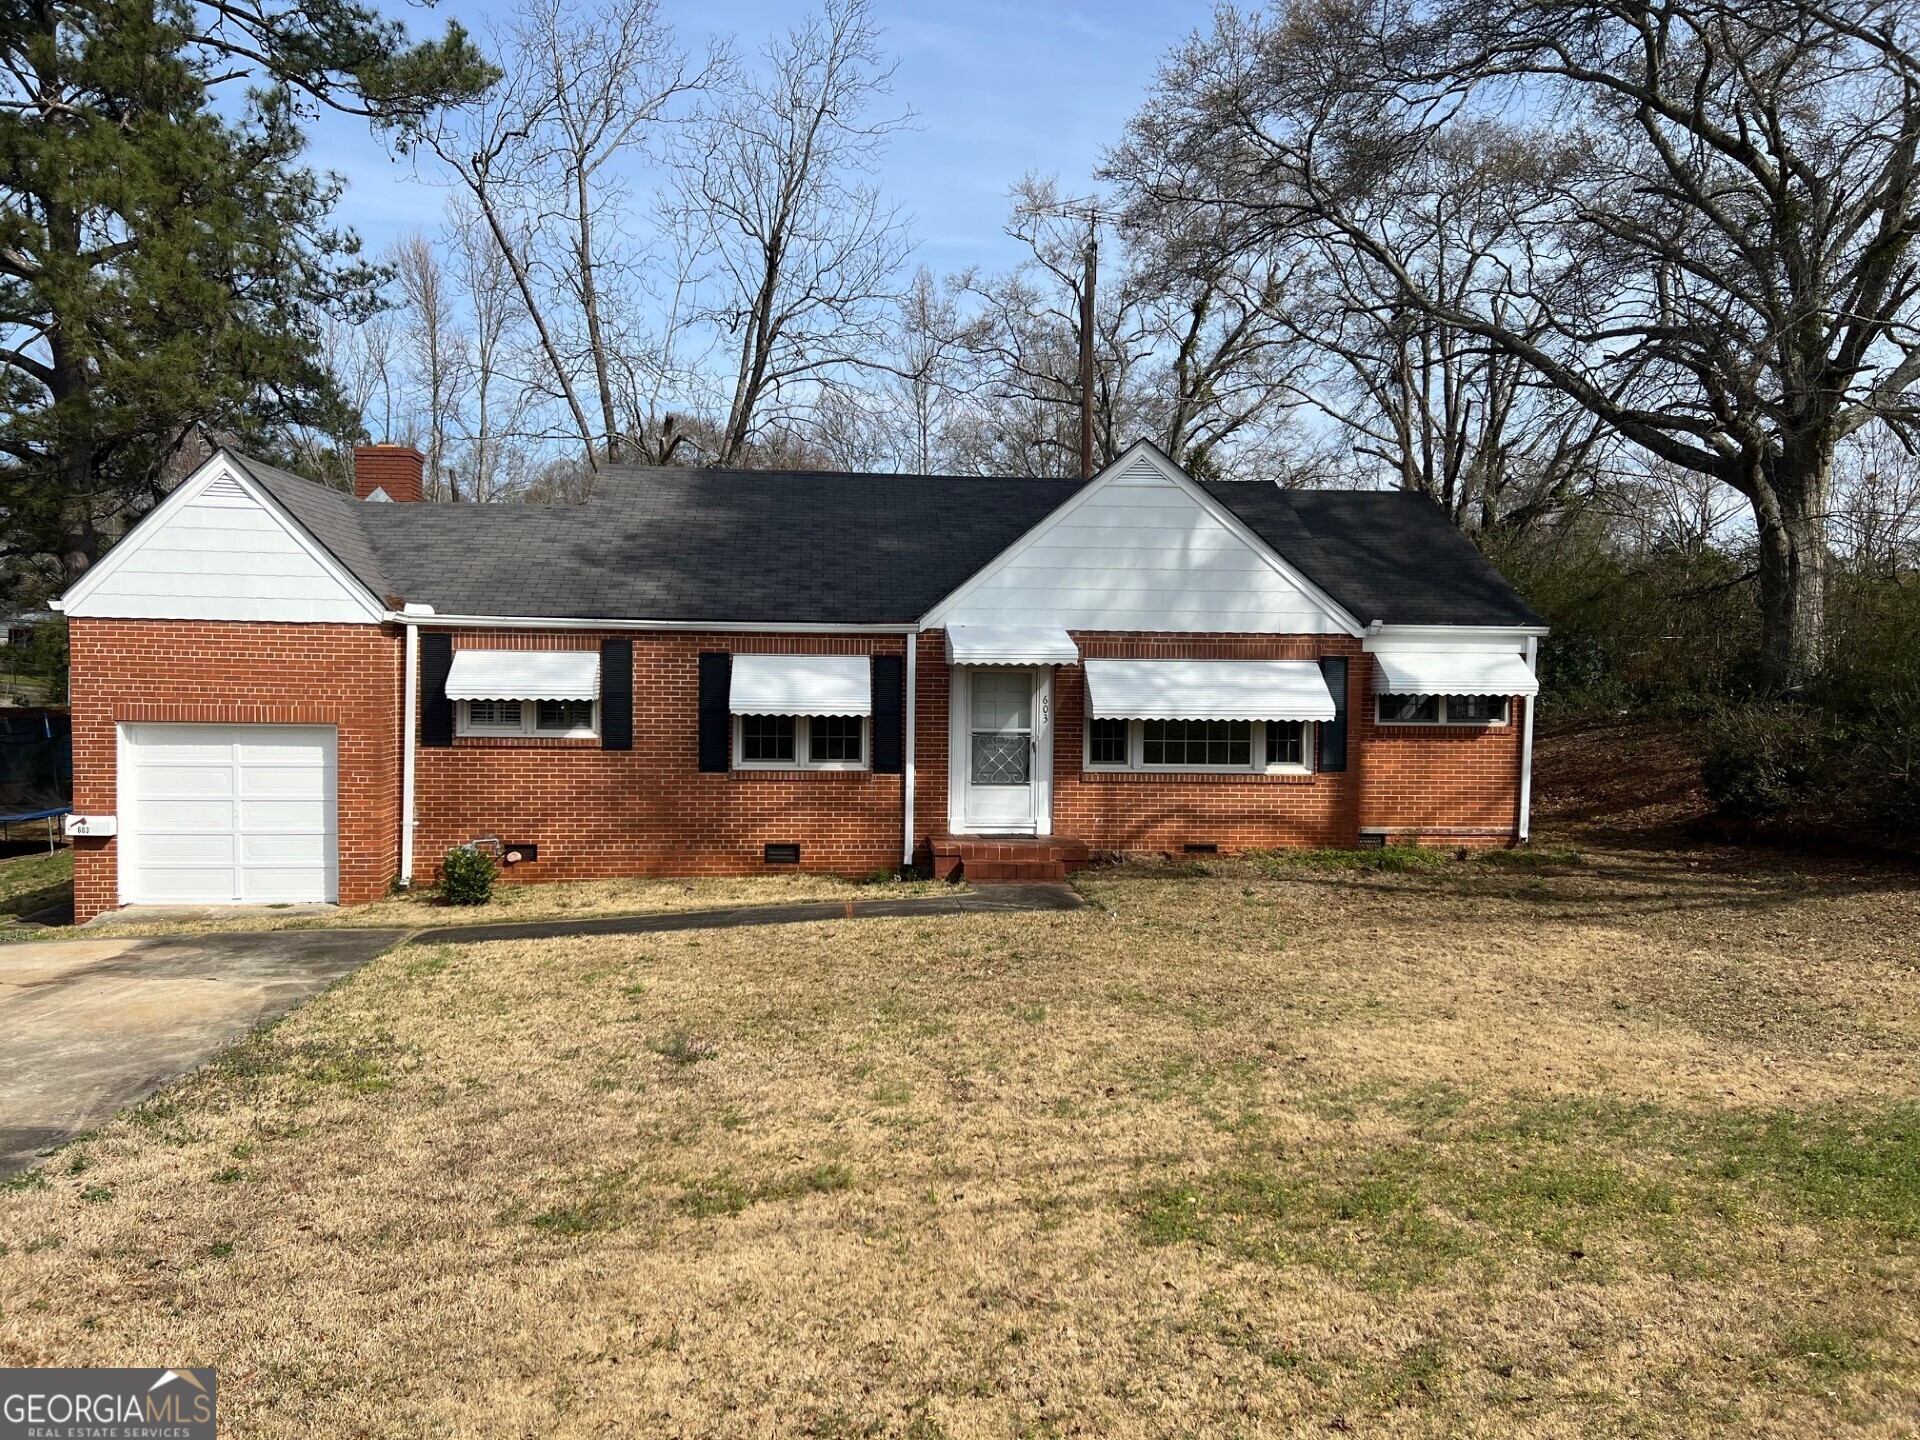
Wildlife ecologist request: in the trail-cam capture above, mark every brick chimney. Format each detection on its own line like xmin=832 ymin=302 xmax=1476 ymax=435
xmin=353 ymin=443 xmax=425 ymax=502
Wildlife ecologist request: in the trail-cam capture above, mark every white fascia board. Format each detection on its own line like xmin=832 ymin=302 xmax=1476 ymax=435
xmin=919 ymin=438 xmax=1364 ymax=636
xmin=58 ymin=449 xmax=386 ymax=623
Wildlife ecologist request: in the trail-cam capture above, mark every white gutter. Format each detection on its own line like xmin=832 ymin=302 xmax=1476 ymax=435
xmin=381 ymin=611 xmax=913 ymax=635
xmin=398 ymin=607 xmax=427 ymax=888
xmin=1518 ymin=634 xmax=1539 ymax=843
xmin=903 ymin=631 xmax=918 ymax=868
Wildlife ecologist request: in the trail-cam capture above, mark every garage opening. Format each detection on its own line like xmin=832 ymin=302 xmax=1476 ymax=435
xmin=117 ymin=723 xmax=338 ymax=905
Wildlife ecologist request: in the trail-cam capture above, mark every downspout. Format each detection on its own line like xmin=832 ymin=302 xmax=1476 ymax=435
xmin=1518 ymin=634 xmax=1538 ymax=844
xmin=399 ymin=608 xmax=425 ymax=887
xmin=903 ymin=629 xmax=919 ymax=869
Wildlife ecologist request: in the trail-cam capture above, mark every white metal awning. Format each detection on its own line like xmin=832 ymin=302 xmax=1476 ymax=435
xmin=1372 ymin=651 xmax=1538 ymax=697
xmin=445 ymin=649 xmax=600 ymax=701
xmin=730 ymin=654 xmax=871 ymax=715
xmin=945 ymin=624 xmax=1080 ymax=666
xmin=1084 ymin=660 xmax=1336 ymax=722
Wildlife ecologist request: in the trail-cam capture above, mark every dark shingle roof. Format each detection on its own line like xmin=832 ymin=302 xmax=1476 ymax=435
xmin=262 ymin=462 xmax=1084 ymax=624
xmin=1201 ymin=483 xmax=1544 ymax=628
xmin=226 ymin=450 xmax=1540 ymax=629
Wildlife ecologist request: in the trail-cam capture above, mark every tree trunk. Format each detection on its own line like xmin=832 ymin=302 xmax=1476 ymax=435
xmin=1753 ymin=441 xmax=1833 ymax=692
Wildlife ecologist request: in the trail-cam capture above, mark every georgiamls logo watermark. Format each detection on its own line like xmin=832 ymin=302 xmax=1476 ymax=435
xmin=1 ymin=1367 xmax=215 ymax=1439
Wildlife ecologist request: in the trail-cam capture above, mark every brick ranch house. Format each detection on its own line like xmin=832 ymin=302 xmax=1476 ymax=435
xmin=53 ymin=439 xmax=1545 ymax=921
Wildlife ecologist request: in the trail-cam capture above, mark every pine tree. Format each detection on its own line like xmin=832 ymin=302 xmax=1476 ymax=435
xmin=0 ymin=0 xmax=492 ymax=590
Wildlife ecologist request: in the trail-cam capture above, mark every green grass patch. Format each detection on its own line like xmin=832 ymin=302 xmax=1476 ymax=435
xmin=1136 ymin=1091 xmax=1920 ymax=1288
xmin=0 ymin=847 xmax=72 ymax=921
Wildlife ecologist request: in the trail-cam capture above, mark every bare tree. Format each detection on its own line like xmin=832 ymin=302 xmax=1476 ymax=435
xmin=445 ymin=197 xmax=540 ymax=501
xmin=515 ymin=0 xmax=719 ymax=462
xmin=675 ymin=0 xmax=913 ymax=465
xmin=875 ymin=268 xmax=969 ymax=473
xmin=1125 ymin=0 xmax=1920 ymax=688
xmin=391 ymin=235 xmax=465 ymax=498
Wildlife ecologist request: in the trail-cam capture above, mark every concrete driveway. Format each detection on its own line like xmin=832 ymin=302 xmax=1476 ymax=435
xmin=0 ymin=929 xmax=404 ymax=1177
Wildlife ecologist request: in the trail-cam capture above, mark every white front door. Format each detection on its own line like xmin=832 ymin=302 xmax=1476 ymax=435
xmin=118 ymin=723 xmax=338 ymax=905
xmin=957 ymin=668 xmax=1050 ymax=834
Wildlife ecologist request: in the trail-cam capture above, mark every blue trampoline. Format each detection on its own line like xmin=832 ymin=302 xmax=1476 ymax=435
xmin=0 ymin=709 xmax=71 ymax=851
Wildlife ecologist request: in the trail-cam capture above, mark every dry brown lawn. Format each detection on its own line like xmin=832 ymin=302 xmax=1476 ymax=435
xmin=4 ymin=828 xmax=1920 ymax=1437
xmin=82 ymin=869 xmax=952 ymax=939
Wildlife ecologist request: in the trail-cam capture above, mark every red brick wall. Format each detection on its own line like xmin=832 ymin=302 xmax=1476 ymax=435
xmin=410 ymin=631 xmax=911 ymax=885
xmin=68 ymin=619 xmax=403 ymax=921
xmin=1354 ymin=669 xmax=1525 ymax=843
xmin=1045 ymin=633 xmax=1368 ymax=854
xmin=68 ymin=619 xmax=1526 ymax=920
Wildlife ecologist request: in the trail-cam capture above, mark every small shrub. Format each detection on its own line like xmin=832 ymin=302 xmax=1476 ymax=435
xmin=440 ymin=844 xmax=498 ymax=906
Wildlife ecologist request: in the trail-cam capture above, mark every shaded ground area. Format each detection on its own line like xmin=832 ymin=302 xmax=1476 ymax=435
xmin=3 ymin=830 xmax=1918 ymax=1436
xmin=1533 ymin=711 xmax=1714 ymax=842
xmin=0 ymin=929 xmax=403 ymax=1176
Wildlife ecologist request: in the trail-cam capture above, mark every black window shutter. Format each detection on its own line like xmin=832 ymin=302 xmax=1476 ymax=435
xmin=698 ymin=651 xmax=731 ymax=772
xmin=871 ymin=654 xmax=904 ymax=774
xmin=421 ymin=633 xmax=453 ymax=747
xmin=1317 ymin=656 xmax=1349 ymax=773
xmin=600 ymin=638 xmax=633 ymax=750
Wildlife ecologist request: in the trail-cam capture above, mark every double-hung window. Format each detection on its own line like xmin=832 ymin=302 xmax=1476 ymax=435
xmin=448 ymin=651 xmax=601 ymax=738
xmin=1369 ymin=650 xmax=1535 ymax=727
xmin=1087 ymin=717 xmax=1312 ymax=774
xmin=1079 ymin=661 xmax=1334 ymax=776
xmin=734 ymin=713 xmax=867 ymax=769
xmin=1373 ymin=693 xmax=1510 ymax=726
xmin=729 ymin=654 xmax=872 ymax=771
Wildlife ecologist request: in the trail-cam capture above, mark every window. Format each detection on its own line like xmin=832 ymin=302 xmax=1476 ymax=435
xmin=734 ymin=714 xmax=868 ymax=770
xmin=1376 ymin=693 xmax=1439 ymax=724
xmin=1375 ymin=693 xmax=1510 ymax=726
xmin=465 ymin=699 xmax=523 ymax=732
xmin=1145 ymin=719 xmax=1252 ymax=767
xmin=459 ymin=698 xmax=598 ymax=738
xmin=1266 ymin=720 xmax=1305 ymax=767
xmin=1086 ymin=718 xmax=1312 ymax=774
xmin=740 ymin=714 xmax=796 ymax=762
xmin=538 ymin=699 xmax=594 ymax=732
xmin=809 ymin=715 xmax=864 ymax=763
xmin=1445 ymin=694 xmax=1509 ymax=724
xmin=1087 ymin=717 xmax=1128 ymax=766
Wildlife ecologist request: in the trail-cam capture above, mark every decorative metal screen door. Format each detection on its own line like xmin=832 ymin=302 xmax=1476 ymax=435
xmin=964 ymin=669 xmax=1036 ymax=832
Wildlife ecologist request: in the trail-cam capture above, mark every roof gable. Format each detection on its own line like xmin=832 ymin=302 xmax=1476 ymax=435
xmin=923 ymin=442 xmax=1361 ymax=635
xmin=57 ymin=455 xmax=384 ymax=624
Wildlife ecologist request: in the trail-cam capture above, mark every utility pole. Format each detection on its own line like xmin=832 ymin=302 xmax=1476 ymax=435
xmin=1016 ymin=192 xmax=1119 ymax=481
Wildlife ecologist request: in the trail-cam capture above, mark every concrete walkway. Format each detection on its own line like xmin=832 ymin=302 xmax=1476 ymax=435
xmin=0 ymin=929 xmax=403 ymax=1177
xmin=409 ymin=880 xmax=1085 ymax=945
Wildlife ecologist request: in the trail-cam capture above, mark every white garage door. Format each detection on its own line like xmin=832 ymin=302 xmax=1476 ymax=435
xmin=118 ymin=724 xmax=338 ymax=905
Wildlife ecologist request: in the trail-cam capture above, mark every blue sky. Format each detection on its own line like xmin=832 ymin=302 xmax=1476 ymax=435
xmin=308 ymin=0 xmax=1205 ymax=273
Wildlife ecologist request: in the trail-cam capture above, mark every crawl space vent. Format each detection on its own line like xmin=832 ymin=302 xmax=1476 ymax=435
xmin=763 ymin=843 xmax=801 ymax=865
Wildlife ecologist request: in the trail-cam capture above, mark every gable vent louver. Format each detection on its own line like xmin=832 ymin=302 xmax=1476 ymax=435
xmin=192 ymin=476 xmax=252 ymax=508
xmin=1111 ymin=454 xmax=1169 ymax=487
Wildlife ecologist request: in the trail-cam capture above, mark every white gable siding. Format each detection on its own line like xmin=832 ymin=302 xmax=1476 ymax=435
xmin=938 ymin=451 xmax=1349 ymax=634
xmin=62 ymin=473 xmax=376 ymax=624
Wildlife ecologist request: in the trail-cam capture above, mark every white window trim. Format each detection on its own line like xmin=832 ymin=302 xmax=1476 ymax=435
xmin=457 ymin=698 xmax=600 ymax=739
xmin=732 ymin=714 xmax=870 ymax=772
xmin=1374 ymin=694 xmax=1512 ymax=727
xmin=1083 ymin=718 xmax=1315 ymax=776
